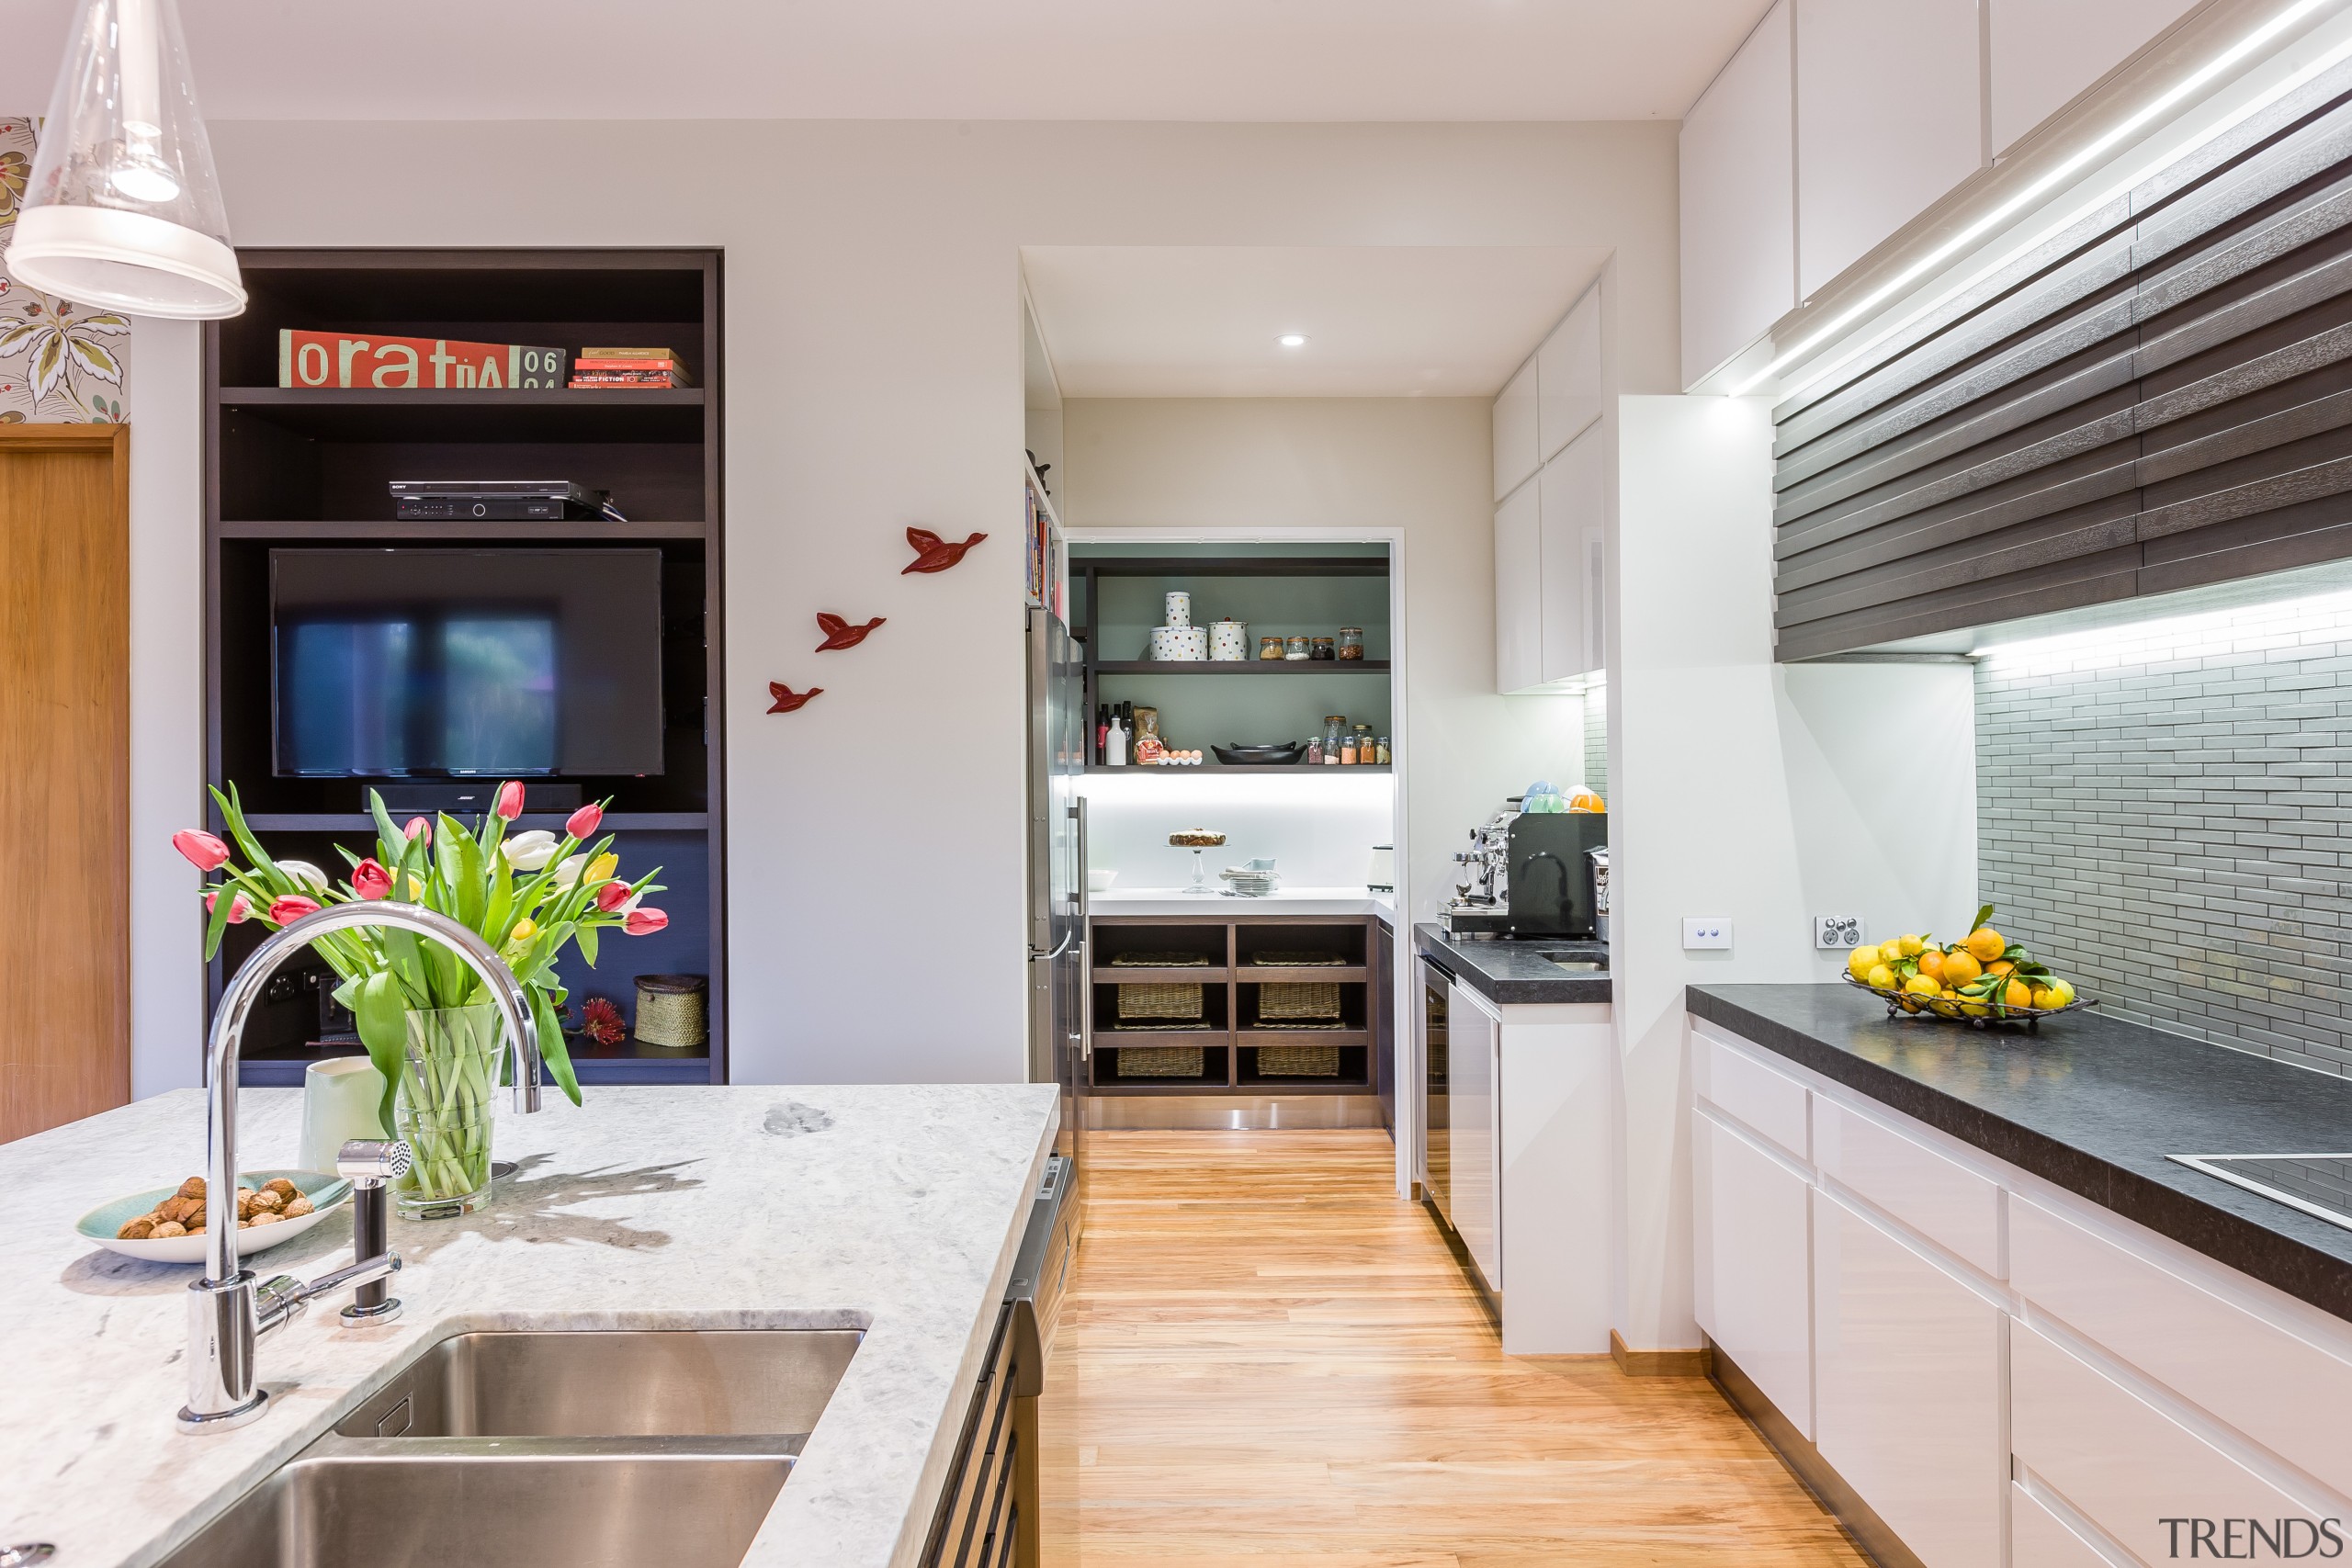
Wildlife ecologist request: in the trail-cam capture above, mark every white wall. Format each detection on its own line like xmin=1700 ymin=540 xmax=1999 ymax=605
xmin=1609 ymin=395 xmax=1975 ymax=1352
xmin=1077 ymin=773 xmax=1395 ymax=890
xmin=1062 ymin=396 xmax=1590 ymax=925
xmin=124 ymin=120 xmax=1679 ymax=1091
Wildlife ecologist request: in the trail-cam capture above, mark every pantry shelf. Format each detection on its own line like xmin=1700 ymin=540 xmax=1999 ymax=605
xmin=1092 ymin=660 xmax=1390 ymax=675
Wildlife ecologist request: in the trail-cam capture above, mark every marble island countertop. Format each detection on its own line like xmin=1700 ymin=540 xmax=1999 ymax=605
xmin=0 ymin=1082 xmax=1058 ymax=1568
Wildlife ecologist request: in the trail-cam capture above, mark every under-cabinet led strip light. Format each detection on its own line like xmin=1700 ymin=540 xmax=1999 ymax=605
xmin=1732 ymin=0 xmax=2350 ymax=401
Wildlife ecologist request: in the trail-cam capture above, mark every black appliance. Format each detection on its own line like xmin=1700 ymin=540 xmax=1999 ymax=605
xmin=388 ymin=479 xmax=619 ymax=522
xmin=1447 ymin=812 xmax=1607 ymax=938
xmin=269 ymin=547 xmax=664 ymax=778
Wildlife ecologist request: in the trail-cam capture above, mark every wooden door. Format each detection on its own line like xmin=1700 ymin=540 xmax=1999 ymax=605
xmin=0 ymin=424 xmax=130 ymax=1141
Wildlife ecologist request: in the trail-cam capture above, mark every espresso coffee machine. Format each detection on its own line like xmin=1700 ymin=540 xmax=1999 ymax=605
xmin=1443 ymin=805 xmax=1607 ymax=939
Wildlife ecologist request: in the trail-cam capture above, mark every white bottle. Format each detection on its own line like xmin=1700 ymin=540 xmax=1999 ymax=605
xmin=1107 ymin=716 xmax=1128 ymax=766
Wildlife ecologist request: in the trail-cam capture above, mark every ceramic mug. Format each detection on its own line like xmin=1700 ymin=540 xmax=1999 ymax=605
xmin=1163 ymin=592 xmax=1193 ymax=627
xmin=300 ymin=1055 xmax=389 ymax=1173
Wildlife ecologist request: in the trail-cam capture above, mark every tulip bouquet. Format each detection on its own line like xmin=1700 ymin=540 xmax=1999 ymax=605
xmin=176 ymin=781 xmax=667 ymax=1213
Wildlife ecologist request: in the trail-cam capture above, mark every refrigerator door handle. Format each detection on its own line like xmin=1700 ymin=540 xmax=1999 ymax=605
xmin=1030 ymin=931 xmax=1074 ymax=962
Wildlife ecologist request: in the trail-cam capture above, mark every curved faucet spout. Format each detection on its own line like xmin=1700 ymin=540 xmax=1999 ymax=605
xmin=181 ymin=901 xmax=540 ymax=1432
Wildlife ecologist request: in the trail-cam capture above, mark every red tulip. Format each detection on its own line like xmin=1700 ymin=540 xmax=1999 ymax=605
xmin=205 ymin=889 xmax=252 ymax=924
xmin=352 ymin=859 xmax=392 ymax=900
xmin=403 ymin=816 xmax=432 ymax=844
xmin=623 ymin=908 xmax=669 ymax=936
xmin=268 ymin=894 xmax=322 ymax=924
xmin=595 ymin=881 xmax=632 ymax=912
xmin=493 ymin=782 xmax=526 ymax=820
xmin=565 ymin=803 xmax=603 ymax=840
xmin=174 ymin=829 xmax=231 ymax=872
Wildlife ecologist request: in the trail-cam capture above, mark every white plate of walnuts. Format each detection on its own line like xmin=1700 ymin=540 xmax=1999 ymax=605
xmin=76 ymin=1169 xmax=353 ymax=1264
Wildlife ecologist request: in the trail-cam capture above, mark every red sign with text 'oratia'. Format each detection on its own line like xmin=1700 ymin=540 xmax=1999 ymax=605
xmin=277 ymin=330 xmax=570 ymax=389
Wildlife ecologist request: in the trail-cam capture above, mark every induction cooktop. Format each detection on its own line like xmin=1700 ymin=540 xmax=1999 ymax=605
xmin=2168 ymin=1154 xmax=2352 ymax=1233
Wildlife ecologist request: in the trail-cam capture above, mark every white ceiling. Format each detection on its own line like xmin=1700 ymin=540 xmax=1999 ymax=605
xmin=1024 ymin=246 xmax=1609 ymax=398
xmin=0 ymin=0 xmax=1770 ymax=122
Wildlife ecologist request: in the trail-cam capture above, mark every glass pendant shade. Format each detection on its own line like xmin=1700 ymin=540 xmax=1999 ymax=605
xmin=5 ymin=0 xmax=243 ymax=318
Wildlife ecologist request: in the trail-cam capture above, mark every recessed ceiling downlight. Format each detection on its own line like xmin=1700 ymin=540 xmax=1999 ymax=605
xmin=1277 ymin=333 xmax=1307 ymax=348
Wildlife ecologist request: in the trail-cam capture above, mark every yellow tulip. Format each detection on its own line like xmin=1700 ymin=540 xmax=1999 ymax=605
xmin=509 ymin=917 xmax=537 ymax=944
xmin=587 ymin=852 xmax=619 ymax=884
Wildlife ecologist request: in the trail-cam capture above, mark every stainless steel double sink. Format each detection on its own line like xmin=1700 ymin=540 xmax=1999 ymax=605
xmin=158 ymin=1329 xmax=862 ymax=1568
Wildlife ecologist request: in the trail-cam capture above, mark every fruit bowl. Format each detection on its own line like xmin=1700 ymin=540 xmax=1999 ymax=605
xmin=1843 ymin=974 xmax=2095 ymax=1031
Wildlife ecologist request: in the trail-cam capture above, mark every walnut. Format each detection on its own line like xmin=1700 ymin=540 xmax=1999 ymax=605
xmin=262 ymin=1179 xmax=298 ymax=1201
xmin=245 ymin=1210 xmax=283 ymax=1227
xmin=247 ymin=1190 xmax=284 ymax=1213
xmin=151 ymin=1220 xmax=187 ymax=1238
xmin=156 ymin=1196 xmax=198 ymax=1225
xmin=280 ymin=1195 xmax=314 ymax=1219
xmin=176 ymin=1176 xmax=206 ymax=1201
xmin=117 ymin=1217 xmax=156 ymax=1240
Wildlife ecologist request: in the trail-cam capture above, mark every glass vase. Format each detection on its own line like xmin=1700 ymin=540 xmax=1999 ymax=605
xmin=393 ymin=1004 xmax=504 ymax=1219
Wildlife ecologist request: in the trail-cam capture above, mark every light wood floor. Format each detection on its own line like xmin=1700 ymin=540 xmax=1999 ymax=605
xmin=1037 ymin=1129 xmax=1868 ymax=1567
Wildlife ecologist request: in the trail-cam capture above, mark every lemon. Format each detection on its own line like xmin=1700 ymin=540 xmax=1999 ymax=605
xmin=1942 ymin=950 xmax=1983 ymax=987
xmin=1848 ymin=947 xmax=1878 ymax=982
xmin=1867 ymin=964 xmax=1895 ymax=990
xmin=1904 ymin=974 xmax=1940 ymax=998
xmin=1962 ymin=998 xmax=1991 ymax=1018
xmin=1897 ymin=934 xmax=1926 ymax=958
xmin=1965 ymin=928 xmax=2007 ymax=963
xmin=2045 ymin=977 xmax=2075 ymax=1008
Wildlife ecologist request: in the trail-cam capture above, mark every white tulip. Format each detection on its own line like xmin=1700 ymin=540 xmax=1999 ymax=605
xmin=502 ymin=829 xmax=560 ymax=871
xmin=277 ymin=858 xmax=329 ymax=890
xmin=553 ymin=852 xmax=589 ymax=888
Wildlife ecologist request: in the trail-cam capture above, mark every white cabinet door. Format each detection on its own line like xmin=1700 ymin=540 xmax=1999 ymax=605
xmin=1988 ymin=0 xmax=2199 ymax=157
xmin=1813 ymin=1187 xmax=2005 ymax=1568
xmin=1445 ymin=982 xmax=1501 ymax=1296
xmin=1494 ymin=479 xmax=1543 ymax=694
xmin=1679 ymin=0 xmax=1795 ymax=387
xmin=1537 ymin=287 xmax=1601 ymax=463
xmin=1493 ymin=357 xmax=1539 ymax=502
xmin=1693 ymin=1106 xmax=1814 ymax=1437
xmin=1795 ymin=0 xmax=1984 ymax=297
xmin=1537 ymin=427 xmax=1601 ymax=685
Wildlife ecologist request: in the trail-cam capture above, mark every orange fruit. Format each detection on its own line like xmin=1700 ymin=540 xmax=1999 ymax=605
xmin=1942 ymin=949 xmax=1983 ymax=986
xmin=1987 ymin=959 xmax=2014 ymax=977
xmin=2004 ymin=979 xmax=2033 ymax=1009
xmin=1916 ymin=948 xmax=1946 ymax=983
xmin=1964 ymin=928 xmax=2006 ymax=963
xmin=1566 ymin=788 xmax=1604 ymax=813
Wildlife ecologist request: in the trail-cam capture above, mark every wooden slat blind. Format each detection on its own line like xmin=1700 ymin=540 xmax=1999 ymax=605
xmin=1772 ymin=63 xmax=2352 ymax=660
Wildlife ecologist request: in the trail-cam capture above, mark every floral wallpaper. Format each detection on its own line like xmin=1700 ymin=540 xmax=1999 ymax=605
xmin=0 ymin=115 xmax=130 ymax=424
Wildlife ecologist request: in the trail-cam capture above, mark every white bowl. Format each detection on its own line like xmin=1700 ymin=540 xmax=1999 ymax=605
xmin=77 ymin=1169 xmax=353 ymax=1265
xmin=1088 ymin=869 xmax=1118 ymax=892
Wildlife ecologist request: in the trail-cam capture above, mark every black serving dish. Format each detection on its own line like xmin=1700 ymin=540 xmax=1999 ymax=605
xmin=1213 ymin=742 xmax=1306 ymax=766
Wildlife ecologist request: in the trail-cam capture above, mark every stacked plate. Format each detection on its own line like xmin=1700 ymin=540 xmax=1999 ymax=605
xmin=1220 ymin=858 xmax=1280 ymax=897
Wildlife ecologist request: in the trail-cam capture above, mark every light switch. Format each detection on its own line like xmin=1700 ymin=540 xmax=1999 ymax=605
xmin=1682 ymin=918 xmax=1732 ymax=951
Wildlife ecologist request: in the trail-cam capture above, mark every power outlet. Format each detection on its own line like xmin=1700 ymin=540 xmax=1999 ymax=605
xmin=1815 ymin=916 xmax=1865 ymax=951
xmin=1682 ymin=918 xmax=1732 ymax=951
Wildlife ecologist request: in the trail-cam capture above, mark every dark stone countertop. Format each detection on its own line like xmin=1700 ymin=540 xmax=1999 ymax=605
xmin=1687 ymin=983 xmax=2352 ymax=1323
xmin=1415 ymin=922 xmax=1612 ymax=1005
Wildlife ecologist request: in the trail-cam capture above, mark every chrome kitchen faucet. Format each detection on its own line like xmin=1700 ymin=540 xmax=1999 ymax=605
xmin=177 ymin=903 xmax=543 ymax=1434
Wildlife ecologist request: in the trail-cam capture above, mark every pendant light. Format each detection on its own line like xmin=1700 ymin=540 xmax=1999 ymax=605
xmin=5 ymin=0 xmax=243 ymax=319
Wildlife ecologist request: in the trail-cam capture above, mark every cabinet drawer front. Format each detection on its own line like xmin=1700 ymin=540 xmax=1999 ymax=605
xmin=1812 ymin=1189 xmax=2005 ymax=1568
xmin=2009 ymin=1485 xmax=2116 ymax=1568
xmin=1694 ymin=1030 xmax=1809 ymax=1160
xmin=2011 ymin=1322 xmax=2331 ymax=1565
xmin=2011 ymin=1194 xmax=2352 ymax=1500
xmin=1814 ymin=1097 xmax=2001 ymax=1279
xmin=1694 ymin=1107 xmax=1814 ymax=1437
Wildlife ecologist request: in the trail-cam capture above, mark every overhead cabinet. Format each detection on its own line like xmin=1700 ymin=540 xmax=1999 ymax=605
xmin=1492 ymin=358 xmax=1538 ymax=502
xmin=1679 ymin=0 xmax=1794 ymax=388
xmin=1492 ymin=286 xmax=1606 ymax=694
xmin=1536 ymin=288 xmax=1600 ymax=462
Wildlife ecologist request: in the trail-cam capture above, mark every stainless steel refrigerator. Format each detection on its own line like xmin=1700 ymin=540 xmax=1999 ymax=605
xmin=1027 ymin=608 xmax=1088 ymax=1190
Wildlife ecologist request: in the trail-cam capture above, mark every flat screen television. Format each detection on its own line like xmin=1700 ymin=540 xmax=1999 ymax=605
xmin=271 ymin=548 xmax=664 ymax=778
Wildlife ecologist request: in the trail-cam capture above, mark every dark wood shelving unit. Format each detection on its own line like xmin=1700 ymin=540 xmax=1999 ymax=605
xmin=204 ymin=247 xmax=726 ymax=1089
xmin=1084 ymin=764 xmax=1391 ymax=775
xmin=1086 ymin=915 xmax=1384 ymax=1097
xmin=1090 ymin=660 xmax=1392 ymax=675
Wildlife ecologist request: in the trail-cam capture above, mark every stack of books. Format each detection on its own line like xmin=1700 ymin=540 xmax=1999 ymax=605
xmin=568 ymin=347 xmax=695 ymax=389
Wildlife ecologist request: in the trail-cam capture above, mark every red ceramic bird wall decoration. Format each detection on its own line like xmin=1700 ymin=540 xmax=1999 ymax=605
xmin=766 ymin=682 xmax=822 ymax=714
xmin=902 ymin=525 xmax=989 ymax=575
xmin=814 ymin=612 xmax=886 ymax=652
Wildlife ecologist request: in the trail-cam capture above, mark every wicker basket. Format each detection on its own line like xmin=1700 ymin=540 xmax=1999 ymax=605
xmin=1255 ymin=1043 xmax=1340 ymax=1077
xmin=1117 ymin=982 xmax=1204 ymax=1021
xmin=1257 ymin=981 xmax=1341 ymax=1021
xmin=1114 ymin=1044 xmax=1206 ymax=1077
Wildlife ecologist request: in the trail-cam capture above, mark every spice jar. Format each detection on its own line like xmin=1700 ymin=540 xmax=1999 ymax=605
xmin=1305 ymin=736 xmax=1323 ymax=765
xmin=1375 ymin=735 xmax=1392 ymax=765
xmin=1339 ymin=730 xmax=1358 ymax=765
xmin=1284 ymin=635 xmax=1310 ymax=661
xmin=1258 ymin=635 xmax=1284 ymax=661
xmin=1309 ymin=637 xmax=1336 ymax=661
xmin=1351 ymin=725 xmax=1374 ymax=767
xmin=1323 ymin=715 xmax=1346 ymax=765
xmin=1339 ymin=626 xmax=1364 ymax=660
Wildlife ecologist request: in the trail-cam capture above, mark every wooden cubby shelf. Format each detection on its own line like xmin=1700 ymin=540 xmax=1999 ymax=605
xmin=205 ymin=247 xmax=726 ymax=1089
